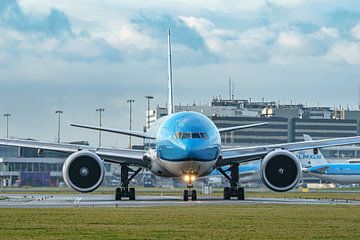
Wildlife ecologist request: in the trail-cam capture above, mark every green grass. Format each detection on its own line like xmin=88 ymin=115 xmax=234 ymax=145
xmin=0 ymin=205 xmax=360 ymax=239
xmin=245 ymin=191 xmax=360 ymax=201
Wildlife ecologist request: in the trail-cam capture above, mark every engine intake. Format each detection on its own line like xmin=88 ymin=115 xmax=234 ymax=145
xmin=62 ymin=150 xmax=104 ymax=193
xmin=260 ymin=149 xmax=301 ymax=192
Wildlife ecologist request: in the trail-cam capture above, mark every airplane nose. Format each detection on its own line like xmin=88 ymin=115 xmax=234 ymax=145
xmin=158 ymin=140 xmax=219 ymax=161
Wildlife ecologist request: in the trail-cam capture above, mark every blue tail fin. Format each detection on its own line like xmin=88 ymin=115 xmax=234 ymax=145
xmin=296 ymin=134 xmax=328 ymax=167
xmin=167 ymin=29 xmax=174 ymax=115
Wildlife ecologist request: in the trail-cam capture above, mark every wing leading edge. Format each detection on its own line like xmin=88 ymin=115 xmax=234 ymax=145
xmin=0 ymin=138 xmax=147 ymax=168
xmin=71 ymin=123 xmax=155 ymax=139
xmin=218 ymin=122 xmax=268 ymax=133
xmin=218 ymin=136 xmax=360 ymax=167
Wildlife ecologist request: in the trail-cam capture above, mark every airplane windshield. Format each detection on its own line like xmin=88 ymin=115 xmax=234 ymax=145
xmin=174 ymin=132 xmax=208 ymax=139
xmin=192 ymin=133 xmax=202 ymax=138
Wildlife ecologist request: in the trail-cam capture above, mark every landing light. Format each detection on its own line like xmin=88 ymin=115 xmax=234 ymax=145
xmin=182 ymin=174 xmax=196 ymax=183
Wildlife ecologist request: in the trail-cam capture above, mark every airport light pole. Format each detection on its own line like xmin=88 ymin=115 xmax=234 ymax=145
xmin=96 ymin=108 xmax=105 ymax=146
xmin=127 ymin=99 xmax=135 ymax=149
xmin=145 ymin=96 xmax=154 ymax=130
xmin=55 ymin=110 xmax=63 ymax=143
xmin=3 ymin=113 xmax=11 ymax=138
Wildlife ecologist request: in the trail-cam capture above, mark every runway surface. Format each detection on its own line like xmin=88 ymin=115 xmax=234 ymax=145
xmin=1 ymin=194 xmax=360 ymax=208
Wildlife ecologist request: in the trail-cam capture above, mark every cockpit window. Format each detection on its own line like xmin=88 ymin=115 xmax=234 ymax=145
xmin=182 ymin=133 xmax=191 ymax=139
xmin=175 ymin=132 xmax=183 ymax=139
xmin=199 ymin=133 xmax=208 ymax=139
xmin=192 ymin=133 xmax=202 ymax=138
xmin=174 ymin=132 xmax=208 ymax=139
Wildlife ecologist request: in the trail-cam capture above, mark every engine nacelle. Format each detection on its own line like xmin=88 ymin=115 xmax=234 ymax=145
xmin=260 ymin=149 xmax=301 ymax=192
xmin=62 ymin=150 xmax=105 ymax=193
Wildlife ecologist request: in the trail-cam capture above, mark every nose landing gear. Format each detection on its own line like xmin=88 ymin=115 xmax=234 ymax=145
xmin=183 ymin=187 xmax=197 ymax=201
xmin=182 ymin=174 xmax=197 ymax=201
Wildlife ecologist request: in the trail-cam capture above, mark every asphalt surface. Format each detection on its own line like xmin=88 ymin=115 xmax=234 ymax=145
xmin=1 ymin=194 xmax=360 ymax=208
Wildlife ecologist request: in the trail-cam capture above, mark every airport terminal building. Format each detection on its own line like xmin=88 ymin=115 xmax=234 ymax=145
xmin=148 ymin=98 xmax=360 ymax=161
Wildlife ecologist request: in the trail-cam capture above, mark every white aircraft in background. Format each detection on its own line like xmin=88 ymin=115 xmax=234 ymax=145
xmin=303 ymin=135 xmax=360 ymax=184
xmin=2 ymin=30 xmax=360 ymax=201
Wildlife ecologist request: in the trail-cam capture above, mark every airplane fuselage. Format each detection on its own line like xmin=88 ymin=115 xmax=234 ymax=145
xmin=307 ymin=163 xmax=360 ymax=184
xmin=146 ymin=111 xmax=221 ymax=178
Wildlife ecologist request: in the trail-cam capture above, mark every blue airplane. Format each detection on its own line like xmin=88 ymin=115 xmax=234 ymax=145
xmin=303 ymin=135 xmax=360 ymax=184
xmin=1 ymin=30 xmax=360 ymax=201
xmin=305 ymin=164 xmax=360 ymax=184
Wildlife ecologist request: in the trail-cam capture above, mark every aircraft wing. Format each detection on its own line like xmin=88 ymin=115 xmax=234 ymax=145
xmin=218 ymin=122 xmax=268 ymax=133
xmin=71 ymin=123 xmax=155 ymax=139
xmin=303 ymin=166 xmax=329 ymax=174
xmin=0 ymin=138 xmax=147 ymax=168
xmin=217 ymin=136 xmax=360 ymax=167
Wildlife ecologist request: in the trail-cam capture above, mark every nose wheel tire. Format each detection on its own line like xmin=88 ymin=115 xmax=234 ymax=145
xmin=183 ymin=189 xmax=197 ymax=201
xmin=191 ymin=190 xmax=197 ymax=201
xmin=183 ymin=190 xmax=189 ymax=201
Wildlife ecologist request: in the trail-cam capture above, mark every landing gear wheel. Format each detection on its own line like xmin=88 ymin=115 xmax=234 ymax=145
xmin=183 ymin=190 xmax=189 ymax=201
xmin=237 ymin=187 xmax=244 ymax=200
xmin=115 ymin=187 xmax=136 ymax=200
xmin=224 ymin=187 xmax=231 ymax=200
xmin=191 ymin=190 xmax=197 ymax=201
xmin=129 ymin=188 xmax=136 ymax=200
xmin=115 ymin=164 xmax=142 ymax=201
xmin=115 ymin=187 xmax=121 ymax=200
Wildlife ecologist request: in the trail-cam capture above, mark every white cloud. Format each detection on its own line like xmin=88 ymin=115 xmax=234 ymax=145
xmin=277 ymin=31 xmax=304 ymax=48
xmin=179 ymin=16 xmax=235 ymax=56
xmin=0 ymin=28 xmax=27 ymax=47
xmin=179 ymin=16 xmax=272 ymax=61
xmin=352 ymin=23 xmax=360 ymax=40
xmin=327 ymin=41 xmax=360 ymax=65
xmin=179 ymin=16 xmax=235 ymax=39
xmin=315 ymin=27 xmax=340 ymax=39
xmin=97 ymin=24 xmax=159 ymax=51
xmin=241 ymin=27 xmax=275 ymax=42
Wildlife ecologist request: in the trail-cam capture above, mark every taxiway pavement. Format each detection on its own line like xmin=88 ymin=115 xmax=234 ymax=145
xmin=0 ymin=194 xmax=359 ymax=208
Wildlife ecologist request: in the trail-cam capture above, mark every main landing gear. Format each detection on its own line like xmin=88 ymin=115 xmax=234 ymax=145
xmin=115 ymin=164 xmax=142 ymax=201
xmin=218 ymin=163 xmax=245 ymax=200
xmin=182 ymin=174 xmax=197 ymax=201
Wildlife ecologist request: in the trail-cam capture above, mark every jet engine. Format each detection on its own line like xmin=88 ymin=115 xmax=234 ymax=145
xmin=62 ymin=150 xmax=105 ymax=193
xmin=260 ymin=149 xmax=301 ymax=192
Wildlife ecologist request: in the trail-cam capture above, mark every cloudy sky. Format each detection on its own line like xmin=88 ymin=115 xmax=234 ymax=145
xmin=1 ymin=0 xmax=360 ymax=147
